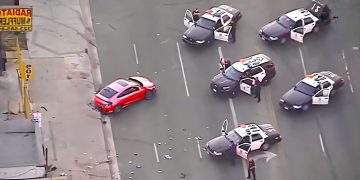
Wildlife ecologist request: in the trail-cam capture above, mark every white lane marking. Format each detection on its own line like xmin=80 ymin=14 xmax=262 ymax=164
xmin=298 ymin=47 xmax=307 ymax=76
xmin=133 ymin=43 xmax=139 ymax=65
xmin=341 ymin=50 xmax=354 ymax=93
xmin=176 ymin=42 xmax=190 ymax=96
xmin=319 ymin=134 xmax=327 ymax=157
xmin=218 ymin=46 xmax=247 ymax=178
xmin=153 ymin=143 xmax=160 ymax=163
xmin=195 ymin=137 xmax=203 ymax=159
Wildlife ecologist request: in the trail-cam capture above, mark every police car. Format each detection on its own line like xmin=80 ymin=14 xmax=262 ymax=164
xmin=259 ymin=0 xmax=332 ymax=43
xmin=210 ymin=54 xmax=276 ymax=97
xmin=206 ymin=120 xmax=282 ymax=159
xmin=183 ymin=5 xmax=242 ymax=45
xmin=280 ymin=71 xmax=344 ymax=111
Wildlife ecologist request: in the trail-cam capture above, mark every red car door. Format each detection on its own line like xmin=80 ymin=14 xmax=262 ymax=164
xmin=120 ymin=86 xmax=145 ymax=107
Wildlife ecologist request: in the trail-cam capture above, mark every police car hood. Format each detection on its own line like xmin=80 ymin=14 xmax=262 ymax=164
xmin=282 ymin=88 xmax=312 ymax=106
xmin=184 ymin=25 xmax=213 ymax=40
xmin=207 ymin=136 xmax=232 ymax=153
xmin=212 ymin=73 xmax=236 ymax=86
xmin=261 ymin=21 xmax=289 ymax=37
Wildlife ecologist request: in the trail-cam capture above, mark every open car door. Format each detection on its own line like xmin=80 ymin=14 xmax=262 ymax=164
xmin=240 ymin=78 xmax=255 ymax=95
xmin=221 ymin=119 xmax=229 ymax=135
xmin=291 ymin=27 xmax=305 ymax=43
xmin=312 ymin=87 xmax=331 ymax=105
xmin=236 ymin=143 xmax=251 ymax=160
xmin=184 ymin=9 xmax=194 ymax=28
xmin=214 ymin=26 xmax=232 ymax=42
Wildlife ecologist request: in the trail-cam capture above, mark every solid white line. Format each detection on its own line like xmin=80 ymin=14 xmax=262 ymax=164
xmin=298 ymin=47 xmax=307 ymax=76
xmin=153 ymin=143 xmax=160 ymax=163
xmin=217 ymin=46 xmax=248 ymax=178
xmin=196 ymin=138 xmax=203 ymax=159
xmin=319 ymin=134 xmax=327 ymax=156
xmin=133 ymin=43 xmax=139 ymax=65
xmin=176 ymin=42 xmax=190 ymax=96
xmin=341 ymin=50 xmax=354 ymax=93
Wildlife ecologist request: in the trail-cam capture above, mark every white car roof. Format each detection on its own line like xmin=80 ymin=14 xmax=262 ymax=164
xmin=301 ymin=73 xmax=334 ymax=87
xmin=234 ymin=123 xmax=268 ymax=138
xmin=202 ymin=6 xmax=232 ymax=22
xmin=285 ymin=8 xmax=318 ymax=22
xmin=232 ymin=54 xmax=271 ymax=72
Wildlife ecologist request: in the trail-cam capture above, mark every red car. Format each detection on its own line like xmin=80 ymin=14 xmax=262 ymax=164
xmin=94 ymin=76 xmax=156 ymax=113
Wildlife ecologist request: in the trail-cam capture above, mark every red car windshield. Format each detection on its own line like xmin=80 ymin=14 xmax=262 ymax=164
xmin=99 ymin=87 xmax=118 ymax=98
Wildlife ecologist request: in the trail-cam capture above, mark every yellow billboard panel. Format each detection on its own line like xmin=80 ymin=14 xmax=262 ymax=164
xmin=0 ymin=7 xmax=32 ymax=32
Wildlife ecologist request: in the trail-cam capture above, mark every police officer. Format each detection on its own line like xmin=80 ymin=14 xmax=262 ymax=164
xmin=192 ymin=8 xmax=200 ymax=22
xmin=219 ymin=58 xmax=231 ymax=73
xmin=246 ymin=155 xmax=256 ymax=180
xmin=253 ymin=77 xmax=261 ymax=103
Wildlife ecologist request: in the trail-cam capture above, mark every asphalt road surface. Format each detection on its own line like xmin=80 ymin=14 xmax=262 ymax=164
xmin=90 ymin=0 xmax=360 ymax=179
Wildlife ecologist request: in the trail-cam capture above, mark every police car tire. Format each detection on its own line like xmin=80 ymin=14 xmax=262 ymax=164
xmin=145 ymin=90 xmax=155 ymax=100
xmin=313 ymin=26 xmax=320 ymax=33
xmin=330 ymin=89 xmax=336 ymax=97
xmin=280 ymin=38 xmax=287 ymax=44
xmin=114 ymin=105 xmax=122 ymax=113
xmin=302 ymin=104 xmax=310 ymax=111
xmin=261 ymin=142 xmax=270 ymax=151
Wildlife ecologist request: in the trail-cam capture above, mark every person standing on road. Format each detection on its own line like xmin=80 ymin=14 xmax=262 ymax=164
xmin=253 ymin=77 xmax=261 ymax=103
xmin=246 ymin=155 xmax=256 ymax=180
xmin=192 ymin=8 xmax=200 ymax=22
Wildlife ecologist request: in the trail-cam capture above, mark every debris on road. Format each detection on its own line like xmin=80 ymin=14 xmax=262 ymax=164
xmin=164 ymin=155 xmax=172 ymax=160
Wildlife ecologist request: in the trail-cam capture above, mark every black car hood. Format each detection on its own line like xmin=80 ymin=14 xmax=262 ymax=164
xmin=261 ymin=21 xmax=290 ymax=37
xmin=207 ymin=136 xmax=232 ymax=153
xmin=212 ymin=73 xmax=236 ymax=87
xmin=282 ymin=88 xmax=312 ymax=106
xmin=184 ymin=25 xmax=213 ymax=40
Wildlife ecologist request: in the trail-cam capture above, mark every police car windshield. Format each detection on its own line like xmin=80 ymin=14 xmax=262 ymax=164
xmin=295 ymin=82 xmax=318 ymax=96
xmin=224 ymin=66 xmax=244 ymax=81
xmin=196 ymin=17 xmax=216 ymax=30
xmin=225 ymin=130 xmax=241 ymax=145
xmin=277 ymin=15 xmax=295 ymax=29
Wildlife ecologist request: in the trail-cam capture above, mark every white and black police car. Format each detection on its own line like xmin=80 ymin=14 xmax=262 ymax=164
xmin=206 ymin=120 xmax=282 ymax=159
xmin=259 ymin=0 xmax=332 ymax=43
xmin=211 ymin=54 xmax=276 ymax=97
xmin=183 ymin=5 xmax=242 ymax=45
xmin=280 ymin=71 xmax=344 ymax=111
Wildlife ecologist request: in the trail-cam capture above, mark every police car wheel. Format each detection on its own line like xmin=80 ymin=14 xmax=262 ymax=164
xmin=313 ymin=26 xmax=320 ymax=33
xmin=302 ymin=104 xmax=310 ymax=111
xmin=330 ymin=89 xmax=336 ymax=97
xmin=114 ymin=105 xmax=122 ymax=113
xmin=280 ymin=38 xmax=287 ymax=44
xmin=261 ymin=142 xmax=270 ymax=151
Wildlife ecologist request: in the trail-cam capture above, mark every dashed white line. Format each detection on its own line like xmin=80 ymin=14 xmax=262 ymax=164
xmin=176 ymin=42 xmax=190 ymax=96
xmin=319 ymin=134 xmax=327 ymax=157
xmin=195 ymin=137 xmax=203 ymax=159
xmin=341 ymin=50 xmax=354 ymax=93
xmin=298 ymin=47 xmax=307 ymax=76
xmin=133 ymin=43 xmax=139 ymax=65
xmin=218 ymin=46 xmax=247 ymax=178
xmin=153 ymin=143 xmax=160 ymax=163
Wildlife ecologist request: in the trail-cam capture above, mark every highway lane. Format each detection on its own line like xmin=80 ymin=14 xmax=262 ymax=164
xmin=90 ymin=0 xmax=360 ymax=179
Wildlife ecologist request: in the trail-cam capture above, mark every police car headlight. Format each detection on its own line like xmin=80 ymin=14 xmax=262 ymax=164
xmin=280 ymin=99 xmax=284 ymax=103
xmin=182 ymin=35 xmax=187 ymax=39
xmin=269 ymin=36 xmax=278 ymax=40
xmin=222 ymin=86 xmax=231 ymax=91
xmin=293 ymin=105 xmax=302 ymax=109
xmin=196 ymin=40 xmax=205 ymax=44
xmin=213 ymin=151 xmax=222 ymax=156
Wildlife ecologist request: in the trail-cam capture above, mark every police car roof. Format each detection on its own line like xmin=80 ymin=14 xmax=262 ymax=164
xmin=285 ymin=8 xmax=317 ymax=22
xmin=234 ymin=123 xmax=263 ymax=137
xmin=232 ymin=54 xmax=271 ymax=72
xmin=202 ymin=7 xmax=228 ymax=21
xmin=301 ymin=73 xmax=334 ymax=87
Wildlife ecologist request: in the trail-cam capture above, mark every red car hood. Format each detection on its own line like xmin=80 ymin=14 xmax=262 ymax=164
xmin=129 ymin=76 xmax=155 ymax=89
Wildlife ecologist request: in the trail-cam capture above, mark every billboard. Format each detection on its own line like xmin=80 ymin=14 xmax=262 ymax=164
xmin=0 ymin=7 xmax=32 ymax=32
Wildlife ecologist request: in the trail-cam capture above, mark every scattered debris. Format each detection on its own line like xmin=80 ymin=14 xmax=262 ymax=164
xmin=87 ymin=166 xmax=93 ymax=169
xmin=66 ymin=76 xmax=72 ymax=80
xmin=187 ymin=137 xmax=191 ymax=140
xmin=130 ymin=171 xmax=134 ymax=174
xmin=167 ymin=129 xmax=170 ymax=131
xmin=179 ymin=173 xmax=187 ymax=178
xmin=164 ymin=155 xmax=172 ymax=160
xmin=83 ymin=153 xmax=87 ymax=155
xmin=116 ymin=154 xmax=119 ymax=157
xmin=158 ymin=170 xmax=162 ymax=173
xmin=164 ymin=114 xmax=168 ymax=117
xmin=353 ymin=47 xmax=359 ymax=50
xmin=158 ymin=142 xmax=162 ymax=145
xmin=40 ymin=106 xmax=48 ymax=111
xmin=129 ymin=176 xmax=132 ymax=179
xmin=95 ymin=22 xmax=101 ymax=25
xmin=134 ymin=153 xmax=138 ymax=156
xmin=164 ymin=142 xmax=167 ymax=145
xmin=157 ymin=33 xmax=160 ymax=36
xmin=182 ymin=128 xmax=186 ymax=131
xmin=184 ymin=149 xmax=187 ymax=152
xmin=60 ymin=172 xmax=67 ymax=176
xmin=206 ymin=126 xmax=209 ymax=129
xmin=169 ymin=147 xmax=173 ymax=150
xmin=169 ymin=137 xmax=173 ymax=140
xmin=136 ymin=165 xmax=142 ymax=168
xmin=195 ymin=136 xmax=202 ymax=140
xmin=154 ymin=71 xmax=158 ymax=74
xmin=202 ymin=147 xmax=207 ymax=151
xmin=136 ymin=71 xmax=140 ymax=75
xmin=128 ymin=161 xmax=132 ymax=164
